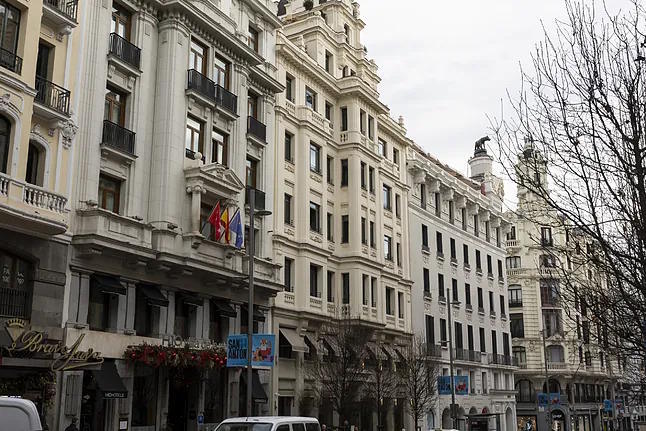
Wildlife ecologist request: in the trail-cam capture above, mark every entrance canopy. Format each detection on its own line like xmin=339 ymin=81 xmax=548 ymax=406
xmin=91 ymin=361 xmax=127 ymax=399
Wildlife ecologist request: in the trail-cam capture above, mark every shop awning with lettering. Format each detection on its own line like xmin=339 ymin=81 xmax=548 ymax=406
xmin=91 ymin=361 xmax=127 ymax=399
xmin=279 ymin=328 xmax=309 ymax=353
xmin=138 ymin=284 xmax=169 ymax=307
xmin=92 ymin=275 xmax=126 ymax=296
xmin=211 ymin=300 xmax=237 ymax=318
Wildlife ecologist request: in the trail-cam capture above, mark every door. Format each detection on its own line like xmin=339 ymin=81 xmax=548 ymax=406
xmin=111 ymin=5 xmax=131 ymax=39
xmin=36 ymin=43 xmax=50 ymax=79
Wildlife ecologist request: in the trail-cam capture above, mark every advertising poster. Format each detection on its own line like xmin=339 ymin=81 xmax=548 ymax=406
xmin=538 ymin=393 xmax=561 ymax=406
xmin=517 ymin=416 xmax=537 ymax=431
xmin=437 ymin=375 xmax=469 ymax=395
xmin=226 ymin=334 xmax=275 ymax=367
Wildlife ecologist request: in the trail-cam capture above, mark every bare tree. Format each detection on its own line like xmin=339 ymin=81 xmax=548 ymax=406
xmin=492 ymin=0 xmax=646 ymax=367
xmin=362 ymin=346 xmax=401 ymax=431
xmin=308 ymin=317 xmax=372 ymax=426
xmin=399 ymin=336 xmax=440 ymax=431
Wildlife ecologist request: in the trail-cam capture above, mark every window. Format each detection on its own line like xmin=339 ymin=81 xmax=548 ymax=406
xmin=434 ymin=192 xmax=441 ymax=216
xmin=341 ymin=107 xmax=348 ymax=131
xmin=385 ymin=287 xmax=394 ymax=316
xmin=305 ymin=87 xmax=317 ymax=111
xmin=383 ymin=185 xmax=392 ymax=210
xmin=463 ymin=244 xmax=470 ymax=266
xmin=543 ymin=310 xmax=562 ymax=337
xmin=450 ymin=238 xmax=456 ymax=261
xmin=310 ymin=264 xmax=321 ymax=297
xmin=420 ymin=184 xmax=426 ymax=209
xmin=360 ymin=162 xmax=367 ymax=189
xmin=325 ymin=51 xmax=333 ymax=73
xmin=342 ymin=273 xmax=350 ymax=304
xmin=248 ymin=25 xmax=259 ymax=52
xmin=245 ymin=157 xmax=258 ymax=188
xmin=327 ymin=213 xmax=333 ymax=241
xmin=398 ymin=292 xmax=404 ymax=318
xmin=489 ymin=291 xmax=494 ymax=314
xmin=111 ymin=3 xmax=131 ymax=39
xmin=214 ymin=55 xmax=230 ymax=90
xmin=284 ymin=258 xmax=293 ymax=292
xmin=327 ymin=271 xmax=334 ymax=302
xmin=368 ymin=116 xmax=374 ymax=140
xmin=325 ymin=101 xmax=332 ymax=121
xmin=368 ymin=167 xmax=375 ymax=193
xmin=425 ymin=316 xmax=435 ymax=345
xmin=360 ymin=110 xmax=366 ymax=134
xmin=461 ymin=208 xmax=467 ymax=230
xmin=247 ymin=93 xmax=259 ymax=119
xmin=437 ymin=274 xmax=445 ymax=300
xmin=189 ymin=39 xmax=207 ymax=74
xmin=341 ymin=215 xmax=349 ymax=243
xmin=326 ymin=156 xmax=334 ymax=184
xmin=371 ymin=277 xmax=377 ymax=307
xmin=396 ymin=242 xmax=401 ymax=267
xmin=343 ymin=23 xmax=351 ymax=42
xmin=475 ymin=250 xmax=482 ymax=272
xmin=283 ymin=194 xmax=292 ymax=224
xmin=510 ymin=314 xmax=524 ymax=338
xmin=448 ymin=201 xmax=455 ymax=224
xmin=540 ymin=254 xmax=557 ymax=268
xmin=395 ymin=194 xmax=401 ymax=218
xmin=497 ymin=260 xmax=503 ymax=278
xmin=440 ymin=318 xmax=447 ymax=342
xmin=500 ymin=295 xmax=505 ymax=316
xmin=88 ymin=278 xmax=121 ymax=331
xmin=393 ymin=148 xmax=400 ymax=165
xmin=540 ymin=279 xmax=560 ymax=306
xmin=309 ymin=202 xmax=321 ymax=232
xmin=451 ymin=279 xmax=458 ymax=302
xmin=436 ymin=232 xmax=443 ymax=256
xmin=465 ymin=284 xmax=471 ymax=305
xmin=507 ymin=226 xmax=517 ymax=240
xmin=212 ymin=129 xmax=228 ymax=166
xmin=541 ymin=227 xmax=553 ymax=246
xmin=369 ymin=221 xmax=375 ymax=247
xmin=378 ymin=138 xmax=387 ymax=156
xmin=513 ymin=346 xmax=527 ymax=366
xmin=104 ymin=87 xmax=126 ymax=125
xmin=486 ymin=255 xmax=493 ymax=276
xmin=284 ymin=132 xmax=293 ymax=163
xmin=0 ymin=250 xmax=33 ymax=319
xmin=310 ymin=142 xmax=321 ymax=173
xmin=506 ymin=256 xmax=521 ymax=269
xmin=454 ymin=322 xmax=463 ymax=348
xmin=496 ymin=227 xmax=501 ymax=247
xmin=362 ymin=275 xmax=369 ymax=305
xmin=25 ymin=142 xmax=43 ymax=186
xmin=485 ymin=221 xmax=491 ymax=242
xmin=185 ymin=116 xmax=204 ymax=156
xmin=423 ymin=268 xmax=430 ymax=293
xmin=473 ymin=214 xmax=479 ymax=236
xmin=0 ymin=115 xmax=9 ymax=173
xmin=384 ymin=235 xmax=392 ymax=261
xmin=361 ymin=217 xmax=367 ymax=245
xmin=341 ymin=159 xmax=348 ymax=186
xmin=467 ymin=325 xmax=474 ymax=351
xmin=479 ymin=328 xmax=486 ymax=352
xmin=508 ymin=285 xmax=522 ymax=307
xmin=99 ymin=174 xmax=121 ymax=214
xmin=477 ymin=287 xmax=483 ymax=309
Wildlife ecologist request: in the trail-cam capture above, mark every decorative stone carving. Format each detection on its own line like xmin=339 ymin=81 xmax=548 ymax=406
xmin=58 ymin=119 xmax=78 ymax=149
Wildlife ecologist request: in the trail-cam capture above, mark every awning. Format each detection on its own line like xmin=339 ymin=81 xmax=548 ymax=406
xmin=138 ymin=284 xmax=168 ymax=307
xmin=365 ymin=342 xmax=386 ymax=360
xmin=91 ymin=361 xmax=127 ymax=399
xmin=321 ymin=335 xmax=340 ymax=357
xmin=92 ymin=274 xmax=126 ymax=296
xmin=211 ymin=300 xmax=237 ymax=318
xmin=242 ymin=305 xmax=266 ymax=322
xmin=303 ymin=334 xmax=318 ymax=355
xmin=241 ymin=371 xmax=268 ymax=403
xmin=381 ymin=344 xmax=397 ymax=360
xmin=280 ymin=328 xmax=309 ymax=353
xmin=180 ymin=294 xmax=204 ymax=307
xmin=393 ymin=346 xmax=407 ymax=361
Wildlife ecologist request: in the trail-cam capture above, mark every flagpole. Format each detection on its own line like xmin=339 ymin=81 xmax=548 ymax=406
xmin=247 ymin=188 xmax=255 ymax=415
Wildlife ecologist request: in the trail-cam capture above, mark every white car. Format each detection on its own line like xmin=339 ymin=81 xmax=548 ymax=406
xmin=0 ymin=397 xmax=43 ymax=431
xmin=216 ymin=417 xmax=321 ymax=431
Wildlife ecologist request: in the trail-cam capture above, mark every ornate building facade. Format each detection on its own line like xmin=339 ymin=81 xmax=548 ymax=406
xmin=271 ymin=0 xmax=413 ymax=428
xmin=407 ymin=142 xmax=517 ymax=431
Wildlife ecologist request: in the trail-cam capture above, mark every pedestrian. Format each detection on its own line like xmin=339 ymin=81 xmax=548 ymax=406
xmin=321 ymin=425 xmax=327 ymax=431
xmin=64 ymin=418 xmax=79 ymax=431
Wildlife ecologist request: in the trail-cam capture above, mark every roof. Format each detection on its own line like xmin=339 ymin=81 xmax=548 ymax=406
xmin=220 ymin=417 xmax=319 ymax=424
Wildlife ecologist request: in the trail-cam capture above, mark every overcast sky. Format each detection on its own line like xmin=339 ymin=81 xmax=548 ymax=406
xmin=359 ymin=0 xmax=570 ymax=209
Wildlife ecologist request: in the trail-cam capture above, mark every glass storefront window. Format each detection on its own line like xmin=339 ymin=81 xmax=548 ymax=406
xmin=131 ymin=364 xmax=158 ymax=427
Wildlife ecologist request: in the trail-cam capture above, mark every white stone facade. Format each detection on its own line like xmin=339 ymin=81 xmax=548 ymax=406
xmin=407 ymin=143 xmax=517 ymax=431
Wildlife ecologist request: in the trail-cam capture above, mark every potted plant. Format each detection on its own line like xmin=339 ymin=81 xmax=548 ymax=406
xmin=304 ymin=0 xmax=314 ymax=11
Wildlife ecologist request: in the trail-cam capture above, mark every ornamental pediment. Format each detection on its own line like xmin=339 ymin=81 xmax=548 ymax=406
xmin=185 ymin=162 xmax=245 ymax=198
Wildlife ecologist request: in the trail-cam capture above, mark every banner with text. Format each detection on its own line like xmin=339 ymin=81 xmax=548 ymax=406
xmin=226 ymin=334 xmax=275 ymax=367
xmin=437 ymin=375 xmax=469 ymax=395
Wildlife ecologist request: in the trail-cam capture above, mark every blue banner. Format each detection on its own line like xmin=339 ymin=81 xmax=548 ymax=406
xmin=226 ymin=334 xmax=275 ymax=367
xmin=538 ymin=393 xmax=560 ymax=406
xmin=437 ymin=376 xmax=469 ymax=395
xmin=604 ymin=399 xmax=613 ymax=412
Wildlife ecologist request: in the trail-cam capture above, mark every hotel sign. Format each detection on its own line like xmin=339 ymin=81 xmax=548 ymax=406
xmin=1 ymin=319 xmax=103 ymax=371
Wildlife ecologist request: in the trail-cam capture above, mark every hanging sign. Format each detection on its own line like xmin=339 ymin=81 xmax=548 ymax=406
xmin=226 ymin=334 xmax=275 ymax=367
xmin=437 ymin=375 xmax=468 ymax=395
xmin=1 ymin=319 xmax=103 ymax=371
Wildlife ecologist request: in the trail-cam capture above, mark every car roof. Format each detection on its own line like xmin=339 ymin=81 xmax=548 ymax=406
xmin=220 ymin=417 xmax=319 ymax=425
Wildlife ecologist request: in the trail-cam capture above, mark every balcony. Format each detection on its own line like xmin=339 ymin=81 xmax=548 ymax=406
xmin=101 ymin=120 xmax=135 ymax=157
xmin=509 ymin=299 xmax=523 ymax=308
xmin=0 ymin=172 xmax=68 ymax=235
xmin=488 ymin=353 xmax=514 ymax=366
xmin=42 ymin=0 xmax=78 ymax=30
xmin=245 ymin=186 xmax=266 ymax=212
xmin=216 ymin=85 xmax=238 ymax=116
xmin=108 ymin=33 xmax=141 ymax=70
xmin=425 ymin=343 xmax=443 ymax=358
xmin=34 ymin=76 xmax=70 ymax=117
xmin=506 ymin=239 xmax=518 ymax=248
xmin=0 ymin=48 xmax=22 ymax=74
xmin=454 ymin=348 xmax=481 ymax=362
xmin=187 ymin=69 xmax=216 ymax=103
xmin=247 ymin=116 xmax=266 ymax=143
xmin=44 ymin=0 xmax=78 ymax=20
xmin=547 ymin=361 xmax=568 ymax=370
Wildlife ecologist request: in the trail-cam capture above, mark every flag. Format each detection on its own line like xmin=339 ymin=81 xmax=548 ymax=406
xmin=208 ymin=201 xmax=221 ymax=239
xmin=230 ymin=209 xmax=244 ymax=249
xmin=218 ymin=207 xmax=230 ymax=243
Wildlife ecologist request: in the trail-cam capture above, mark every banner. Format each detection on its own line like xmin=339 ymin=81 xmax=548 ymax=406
xmin=437 ymin=375 xmax=468 ymax=395
xmin=604 ymin=399 xmax=614 ymax=412
xmin=226 ymin=334 xmax=275 ymax=367
xmin=537 ymin=393 xmax=560 ymax=406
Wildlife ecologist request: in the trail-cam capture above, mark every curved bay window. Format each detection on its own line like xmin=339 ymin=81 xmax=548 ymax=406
xmin=0 ymin=114 xmax=10 ymax=173
xmin=0 ymin=250 xmax=33 ymax=318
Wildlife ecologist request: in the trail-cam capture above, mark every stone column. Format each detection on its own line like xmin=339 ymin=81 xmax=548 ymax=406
xmin=187 ymin=185 xmax=205 ymax=234
xmin=122 ymin=280 xmax=137 ymax=334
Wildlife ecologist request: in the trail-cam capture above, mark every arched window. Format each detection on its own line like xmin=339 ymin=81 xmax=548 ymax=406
xmin=0 ymin=115 xmax=10 ymax=174
xmin=515 ymin=379 xmax=534 ymax=402
xmin=547 ymin=344 xmax=565 ymax=363
xmin=0 ymin=250 xmax=33 ymax=319
xmin=543 ymin=378 xmax=562 ymax=395
xmin=25 ymin=140 xmax=45 ymax=186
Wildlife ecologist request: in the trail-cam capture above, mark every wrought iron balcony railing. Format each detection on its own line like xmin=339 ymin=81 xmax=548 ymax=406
xmin=35 ymin=76 xmax=70 ymax=115
xmin=247 ymin=116 xmax=266 ymax=142
xmin=109 ymin=33 xmax=141 ymax=69
xmin=44 ymin=0 xmax=78 ymax=21
xmin=102 ymin=120 xmax=135 ymax=155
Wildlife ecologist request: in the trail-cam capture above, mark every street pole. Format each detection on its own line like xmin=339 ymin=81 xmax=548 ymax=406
xmin=447 ymin=287 xmax=457 ymax=430
xmin=542 ymin=329 xmax=552 ymax=431
xmin=247 ymin=188 xmax=256 ymax=416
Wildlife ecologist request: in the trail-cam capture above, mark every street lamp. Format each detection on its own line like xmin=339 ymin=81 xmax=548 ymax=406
xmin=445 ymin=287 xmax=461 ymax=430
xmin=246 ymin=186 xmax=272 ymax=416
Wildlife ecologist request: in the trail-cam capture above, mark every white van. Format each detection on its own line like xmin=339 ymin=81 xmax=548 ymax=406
xmin=0 ymin=397 xmax=43 ymax=431
xmin=216 ymin=417 xmax=320 ymax=431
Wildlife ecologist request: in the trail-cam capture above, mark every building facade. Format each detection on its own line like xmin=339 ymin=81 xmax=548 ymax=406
xmin=407 ymin=142 xmax=517 ymax=431
xmin=271 ymin=0 xmax=413 ymax=428
xmin=507 ymin=142 xmax=618 ymax=431
xmin=56 ymin=1 xmax=284 ymax=430
xmin=0 ymin=0 xmax=82 ymax=429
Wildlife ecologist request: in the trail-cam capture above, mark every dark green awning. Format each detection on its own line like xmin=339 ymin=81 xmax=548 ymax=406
xmin=91 ymin=361 xmax=127 ymax=399
xmin=211 ymin=300 xmax=237 ymax=318
xmin=138 ymin=284 xmax=169 ymax=307
xmin=92 ymin=274 xmax=126 ymax=296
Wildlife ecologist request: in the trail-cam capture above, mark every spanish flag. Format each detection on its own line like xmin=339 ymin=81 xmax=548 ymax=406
xmin=218 ymin=207 xmax=230 ymax=243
